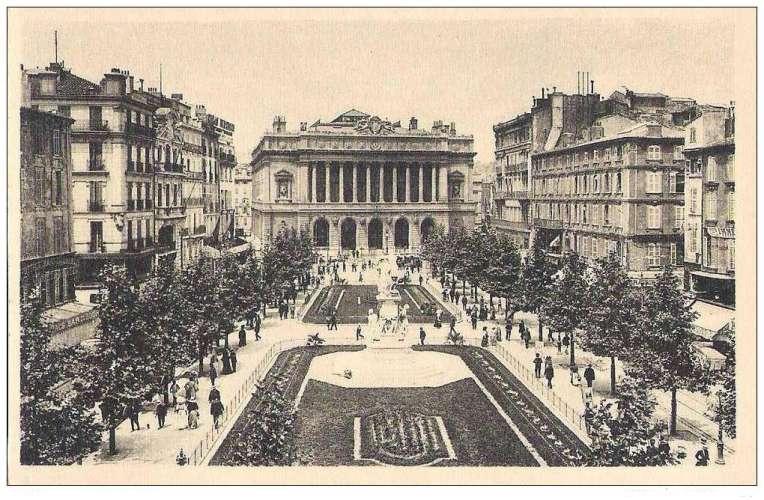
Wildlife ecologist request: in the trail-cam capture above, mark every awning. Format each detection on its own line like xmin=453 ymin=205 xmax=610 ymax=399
xmin=691 ymin=270 xmax=735 ymax=280
xmin=707 ymin=226 xmax=735 ymax=239
xmin=202 ymin=245 xmax=222 ymax=258
xmin=691 ymin=300 xmax=735 ymax=339
xmin=692 ymin=342 xmax=727 ymax=369
xmin=225 ymin=241 xmax=251 ymax=255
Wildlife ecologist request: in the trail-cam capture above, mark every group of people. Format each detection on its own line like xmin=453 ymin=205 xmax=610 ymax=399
xmin=277 ymin=299 xmax=295 ymax=320
xmin=532 ymin=353 xmax=556 ymax=388
xmin=207 ymin=346 xmax=239 ymax=386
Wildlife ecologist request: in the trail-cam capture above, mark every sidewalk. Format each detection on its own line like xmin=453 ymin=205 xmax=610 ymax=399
xmin=450 ymin=276 xmax=736 ymax=462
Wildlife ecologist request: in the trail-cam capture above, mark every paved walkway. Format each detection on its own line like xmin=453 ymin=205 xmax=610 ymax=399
xmin=84 ymin=257 xmax=733 ymax=466
xmin=446 ymin=274 xmax=736 ymax=465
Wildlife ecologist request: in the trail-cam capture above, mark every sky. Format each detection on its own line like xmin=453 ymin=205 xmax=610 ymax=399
xmin=11 ymin=8 xmax=736 ymax=164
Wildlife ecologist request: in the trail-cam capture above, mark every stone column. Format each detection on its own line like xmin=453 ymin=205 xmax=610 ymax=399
xmin=311 ymin=163 xmax=317 ymax=203
xmin=324 ymin=163 xmax=330 ymax=203
xmin=391 ymin=164 xmax=398 ymax=202
xmin=418 ymin=164 xmax=424 ymax=202
xmin=439 ymin=165 xmax=449 ymax=202
xmin=431 ymin=165 xmax=437 ymax=202
xmin=377 ymin=164 xmax=383 ymax=202
xmin=338 ymin=163 xmax=344 ymax=203
xmin=329 ymin=217 xmax=339 ymax=255
xmin=358 ymin=218 xmax=368 ymax=251
xmin=365 ymin=163 xmax=371 ymax=203
xmin=350 ymin=162 xmax=360 ymax=203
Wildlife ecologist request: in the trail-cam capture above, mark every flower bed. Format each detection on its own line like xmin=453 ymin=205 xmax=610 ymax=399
xmin=413 ymin=345 xmax=590 ymax=466
xmin=209 ymin=345 xmax=364 ymax=465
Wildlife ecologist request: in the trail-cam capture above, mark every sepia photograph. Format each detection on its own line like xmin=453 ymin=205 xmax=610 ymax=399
xmin=4 ymin=5 xmax=757 ymax=487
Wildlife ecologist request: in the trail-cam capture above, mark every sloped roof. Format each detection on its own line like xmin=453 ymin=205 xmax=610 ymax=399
xmin=331 ymin=109 xmax=370 ymax=123
xmin=56 ymin=70 xmax=102 ymax=97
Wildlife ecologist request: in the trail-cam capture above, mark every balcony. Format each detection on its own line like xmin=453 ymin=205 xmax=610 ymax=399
xmin=156 ymin=205 xmax=186 ymax=219
xmin=496 ymin=189 xmax=529 ymax=200
xmin=88 ymin=159 xmax=105 ymax=171
xmin=88 ymin=201 xmax=105 ymax=212
xmin=127 ymin=199 xmax=135 ymax=211
xmin=533 ymin=218 xmax=563 ymax=229
xmin=126 ymin=122 xmax=156 ymax=138
xmin=492 ymin=219 xmax=531 ymax=233
xmin=88 ymin=241 xmax=106 ymax=253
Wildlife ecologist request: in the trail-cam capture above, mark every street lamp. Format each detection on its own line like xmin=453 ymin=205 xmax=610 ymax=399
xmin=715 ymin=390 xmax=726 ymax=465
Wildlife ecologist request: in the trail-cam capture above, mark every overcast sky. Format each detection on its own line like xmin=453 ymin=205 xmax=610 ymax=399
xmin=12 ymin=8 xmax=736 ymax=164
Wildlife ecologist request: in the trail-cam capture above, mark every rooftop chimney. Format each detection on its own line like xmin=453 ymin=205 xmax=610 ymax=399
xmin=273 ymin=115 xmax=286 ymax=133
xmin=102 ymin=68 xmax=127 ymax=96
xmin=300 ymin=122 xmax=307 ymax=131
xmin=450 ymin=122 xmax=456 ymax=135
xmin=139 ymin=78 xmax=144 ymax=91
xmin=171 ymin=93 xmax=184 ymax=101
xmin=541 ymin=88 xmax=545 ymax=99
xmin=409 ymin=116 xmax=418 ymax=130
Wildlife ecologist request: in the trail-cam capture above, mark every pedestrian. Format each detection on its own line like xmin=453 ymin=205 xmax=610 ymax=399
xmin=544 ymin=362 xmax=555 ymax=388
xmin=455 ymin=291 xmax=461 ymax=305
xmin=155 ymin=399 xmax=167 ymax=429
xmin=533 ymin=353 xmax=543 ymax=378
xmin=222 ymin=348 xmax=232 ymax=375
xmin=562 ymin=333 xmax=570 ymax=354
xmin=209 ymin=363 xmax=218 ymax=387
xmin=184 ymin=377 xmax=197 ymax=401
xmin=695 ymin=439 xmax=710 ymax=466
xmin=434 ymin=309 xmax=442 ymax=328
xmin=186 ymin=398 xmax=200 ymax=429
xmin=506 ymin=316 xmax=513 ymax=341
xmin=127 ymin=399 xmax=141 ymax=431
xmin=496 ymin=325 xmax=502 ymax=342
xmin=254 ymin=318 xmax=262 ymax=341
xmin=584 ymin=363 xmax=595 ymax=388
xmin=329 ymin=311 xmax=338 ymax=331
xmin=210 ymin=350 xmax=219 ymax=374
xmin=356 ymin=324 xmax=364 ymax=341
xmin=556 ymin=335 xmax=563 ymax=353
xmin=419 ymin=327 xmax=426 ymax=346
xmin=523 ymin=328 xmax=530 ymax=349
xmin=419 ymin=275 xmax=423 ymax=286
xmin=570 ymin=363 xmax=580 ymax=386
xmin=461 ymin=295 xmax=468 ymax=311
xmin=449 ymin=317 xmax=457 ymax=336
xmin=658 ymin=436 xmax=671 ymax=457
xmin=471 ymin=312 xmax=478 ymax=330
xmin=289 ymin=302 xmax=295 ymax=319
xmin=481 ymin=330 xmax=489 ymax=348
xmin=169 ymin=379 xmax=179 ymax=407
xmin=230 ymin=349 xmax=237 ymax=373
xmin=449 ymin=288 xmax=455 ymax=303
xmin=583 ymin=403 xmax=594 ymax=435
xmin=238 ymin=325 xmax=247 ymax=347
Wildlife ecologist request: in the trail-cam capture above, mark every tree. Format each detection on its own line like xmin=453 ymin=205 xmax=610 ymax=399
xmin=709 ymin=328 xmax=736 ymax=441
xmin=586 ymin=377 xmax=677 ymax=466
xmin=262 ymin=227 xmax=316 ymax=307
xmin=632 ymin=265 xmax=709 ymax=435
xmin=225 ymin=383 xmax=297 ymax=465
xmin=420 ymin=223 xmax=447 ymax=276
xmin=579 ymin=252 xmax=639 ymax=395
xmin=481 ymin=231 xmax=522 ymax=319
xmin=91 ymin=265 xmax=159 ymax=454
xmin=20 ymin=288 xmax=101 ymax=464
xmin=519 ymin=235 xmax=556 ymax=341
xmin=541 ymin=251 xmax=590 ymax=366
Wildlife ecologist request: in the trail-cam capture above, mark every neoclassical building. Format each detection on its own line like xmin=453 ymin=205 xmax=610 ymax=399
xmin=250 ymin=110 xmax=477 ymax=254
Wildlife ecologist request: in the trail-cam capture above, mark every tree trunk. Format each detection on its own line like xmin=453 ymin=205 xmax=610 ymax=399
xmin=108 ymin=426 xmax=116 ymax=455
xmin=462 ymin=279 xmax=466 ymax=296
xmin=610 ymin=356 xmax=617 ymax=395
xmin=198 ymin=339 xmax=205 ymax=376
xmin=570 ymin=331 xmax=576 ymax=366
xmin=538 ymin=317 xmax=544 ymax=342
xmin=670 ymin=387 xmax=678 ymax=435
xmin=223 ymin=330 xmax=229 ymax=348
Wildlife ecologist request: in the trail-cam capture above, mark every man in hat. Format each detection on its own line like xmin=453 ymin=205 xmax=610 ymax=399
xmin=584 ymin=363 xmax=596 ymax=388
xmin=695 ymin=439 xmax=710 ymax=466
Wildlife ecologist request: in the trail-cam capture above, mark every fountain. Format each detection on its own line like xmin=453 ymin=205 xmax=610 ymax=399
xmin=369 ymin=271 xmax=406 ymax=348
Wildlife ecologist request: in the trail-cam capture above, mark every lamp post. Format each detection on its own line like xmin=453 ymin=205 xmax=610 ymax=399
xmin=715 ymin=391 xmax=726 ymax=465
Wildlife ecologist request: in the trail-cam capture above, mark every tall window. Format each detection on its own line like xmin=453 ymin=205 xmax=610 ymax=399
xmin=673 ymin=145 xmax=683 ymax=160
xmin=35 ymin=217 xmax=46 ymax=256
xmin=616 ymin=172 xmax=622 ymax=192
xmin=707 ymin=191 xmax=718 ymax=219
xmin=647 ymin=171 xmax=661 ymax=193
xmin=52 ymin=129 xmax=61 ymax=156
xmin=675 ymin=206 xmax=685 ymax=229
xmin=648 ymin=205 xmax=662 ymax=229
xmin=54 ymin=170 xmax=63 ymax=206
xmin=53 ymin=216 xmax=64 ymax=253
xmin=647 ymin=243 xmax=659 ymax=267
xmin=90 ymin=221 xmax=103 ymax=253
xmin=690 ymin=188 xmax=699 ymax=214
xmin=689 ymin=128 xmax=697 ymax=143
xmin=729 ymin=245 xmax=735 ymax=270
xmin=647 ymin=145 xmax=661 ymax=161
xmin=707 ymin=156 xmax=717 ymax=181
xmin=729 ymin=190 xmax=735 ymax=220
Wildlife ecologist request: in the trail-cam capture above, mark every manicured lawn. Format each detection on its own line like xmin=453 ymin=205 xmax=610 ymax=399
xmin=209 ymin=345 xmax=364 ymax=466
xmin=414 ymin=345 xmax=590 ymax=466
xmin=294 ymin=378 xmax=539 ymax=466
xmin=303 ymin=284 xmax=454 ymax=325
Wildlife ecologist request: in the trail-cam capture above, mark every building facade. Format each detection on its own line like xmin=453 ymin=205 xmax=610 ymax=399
xmin=234 ymin=163 xmax=253 ymax=238
xmin=683 ymin=105 xmax=735 ymax=307
xmin=23 ymin=64 xmax=159 ymax=291
xmin=250 ymin=110 xmax=477 ymax=254
xmin=20 ymin=107 xmax=77 ymax=305
xmin=491 ymin=112 xmax=532 ymax=249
